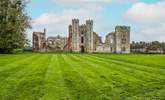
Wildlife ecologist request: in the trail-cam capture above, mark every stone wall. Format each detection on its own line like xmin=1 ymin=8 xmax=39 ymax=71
xmin=105 ymin=32 xmax=116 ymax=53
xmin=47 ymin=35 xmax=67 ymax=52
xmin=115 ymin=26 xmax=130 ymax=53
xmin=95 ymin=26 xmax=130 ymax=53
xmin=32 ymin=29 xmax=46 ymax=52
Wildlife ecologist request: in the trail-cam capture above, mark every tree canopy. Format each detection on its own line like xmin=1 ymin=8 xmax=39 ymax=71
xmin=0 ymin=0 xmax=30 ymax=53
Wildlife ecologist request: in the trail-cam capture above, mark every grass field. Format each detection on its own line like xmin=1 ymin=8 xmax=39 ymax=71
xmin=0 ymin=53 xmax=165 ymax=100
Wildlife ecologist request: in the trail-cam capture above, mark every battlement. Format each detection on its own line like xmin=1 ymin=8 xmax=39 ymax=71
xmin=115 ymin=26 xmax=130 ymax=31
xmin=72 ymin=19 xmax=79 ymax=24
xmin=106 ymin=32 xmax=115 ymax=38
xmin=86 ymin=20 xmax=93 ymax=25
xmin=69 ymin=24 xmax=72 ymax=27
xmin=69 ymin=25 xmax=72 ymax=30
xmin=79 ymin=24 xmax=86 ymax=28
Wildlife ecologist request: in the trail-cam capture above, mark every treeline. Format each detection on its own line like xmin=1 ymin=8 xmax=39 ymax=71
xmin=132 ymin=41 xmax=165 ymax=48
xmin=131 ymin=41 xmax=165 ymax=53
xmin=0 ymin=0 xmax=30 ymax=53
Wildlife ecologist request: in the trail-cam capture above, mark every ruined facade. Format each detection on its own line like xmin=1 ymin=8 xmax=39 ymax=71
xmin=96 ymin=26 xmax=130 ymax=53
xmin=115 ymin=26 xmax=130 ymax=53
xmin=67 ymin=19 xmax=95 ymax=53
xmin=33 ymin=29 xmax=46 ymax=52
xmin=32 ymin=19 xmax=131 ymax=53
xmin=47 ymin=35 xmax=67 ymax=52
xmin=33 ymin=29 xmax=67 ymax=52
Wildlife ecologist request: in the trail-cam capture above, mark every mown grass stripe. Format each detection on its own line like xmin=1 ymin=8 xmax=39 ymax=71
xmin=0 ymin=53 xmax=34 ymax=65
xmin=59 ymin=54 xmax=103 ymax=100
xmin=0 ymin=54 xmax=38 ymax=72
xmin=89 ymin=54 xmax=165 ymax=79
xmin=7 ymin=54 xmax=51 ymax=100
xmin=0 ymin=54 xmax=45 ymax=99
xmin=83 ymin=54 xmax=165 ymax=82
xmin=41 ymin=54 xmax=72 ymax=100
xmin=0 ymin=54 xmax=39 ymax=86
xmin=74 ymin=54 xmax=149 ymax=98
xmin=93 ymin=54 xmax=165 ymax=71
xmin=70 ymin=54 xmax=133 ymax=99
xmin=75 ymin=54 xmax=165 ymax=98
xmin=94 ymin=54 xmax=165 ymax=69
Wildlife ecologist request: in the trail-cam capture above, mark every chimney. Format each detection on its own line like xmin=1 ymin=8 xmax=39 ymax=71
xmin=44 ymin=28 xmax=46 ymax=34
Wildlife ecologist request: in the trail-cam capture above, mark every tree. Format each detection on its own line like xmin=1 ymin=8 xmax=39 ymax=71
xmin=0 ymin=0 xmax=31 ymax=53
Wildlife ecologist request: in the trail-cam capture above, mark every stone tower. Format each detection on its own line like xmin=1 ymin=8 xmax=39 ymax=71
xmin=67 ymin=25 xmax=72 ymax=52
xmin=72 ymin=19 xmax=80 ymax=52
xmin=115 ymin=26 xmax=130 ymax=53
xmin=86 ymin=20 xmax=94 ymax=52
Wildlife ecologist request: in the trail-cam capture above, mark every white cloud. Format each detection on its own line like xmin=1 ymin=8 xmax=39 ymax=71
xmin=115 ymin=0 xmax=139 ymax=4
xmin=124 ymin=1 xmax=165 ymax=23
xmin=31 ymin=0 xmax=113 ymax=40
xmin=32 ymin=7 xmax=103 ymax=38
xmin=124 ymin=1 xmax=165 ymax=42
xmin=141 ymin=24 xmax=165 ymax=36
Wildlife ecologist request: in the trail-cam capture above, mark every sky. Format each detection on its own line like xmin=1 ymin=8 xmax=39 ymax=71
xmin=26 ymin=0 xmax=165 ymax=42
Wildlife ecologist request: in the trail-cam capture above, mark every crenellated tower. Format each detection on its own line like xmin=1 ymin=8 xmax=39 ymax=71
xmin=115 ymin=26 xmax=130 ymax=53
xmin=86 ymin=20 xmax=94 ymax=52
xmin=71 ymin=19 xmax=80 ymax=52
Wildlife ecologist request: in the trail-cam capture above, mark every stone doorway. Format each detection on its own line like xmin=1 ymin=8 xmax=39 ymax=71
xmin=81 ymin=46 xmax=85 ymax=53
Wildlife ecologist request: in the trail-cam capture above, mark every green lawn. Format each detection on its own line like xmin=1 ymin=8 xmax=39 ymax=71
xmin=0 ymin=53 xmax=165 ymax=100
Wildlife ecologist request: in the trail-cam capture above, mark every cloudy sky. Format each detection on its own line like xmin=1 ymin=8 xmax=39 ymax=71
xmin=26 ymin=0 xmax=165 ymax=42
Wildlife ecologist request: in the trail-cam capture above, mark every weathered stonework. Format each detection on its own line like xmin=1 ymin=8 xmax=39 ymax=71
xmin=67 ymin=19 xmax=95 ymax=53
xmin=33 ymin=29 xmax=67 ymax=52
xmin=96 ymin=26 xmax=130 ymax=53
xmin=33 ymin=29 xmax=46 ymax=52
xmin=104 ymin=32 xmax=116 ymax=53
xmin=115 ymin=26 xmax=130 ymax=53
xmin=32 ymin=19 xmax=131 ymax=53
xmin=47 ymin=35 xmax=67 ymax=52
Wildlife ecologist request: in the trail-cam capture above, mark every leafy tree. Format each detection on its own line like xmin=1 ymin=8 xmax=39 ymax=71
xmin=0 ymin=0 xmax=31 ymax=53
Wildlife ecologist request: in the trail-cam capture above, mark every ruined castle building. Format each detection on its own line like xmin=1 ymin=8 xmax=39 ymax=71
xmin=115 ymin=26 xmax=130 ymax=53
xmin=32 ymin=19 xmax=131 ymax=53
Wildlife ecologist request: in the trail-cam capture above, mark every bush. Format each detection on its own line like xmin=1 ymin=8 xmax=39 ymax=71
xmin=12 ymin=49 xmax=24 ymax=54
xmin=0 ymin=48 xmax=24 ymax=54
xmin=0 ymin=48 xmax=13 ymax=54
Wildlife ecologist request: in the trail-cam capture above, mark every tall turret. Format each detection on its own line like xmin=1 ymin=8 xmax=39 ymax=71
xmin=44 ymin=28 xmax=46 ymax=35
xmin=115 ymin=26 xmax=130 ymax=53
xmin=86 ymin=20 xmax=94 ymax=52
xmin=72 ymin=19 xmax=80 ymax=52
xmin=67 ymin=25 xmax=72 ymax=52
